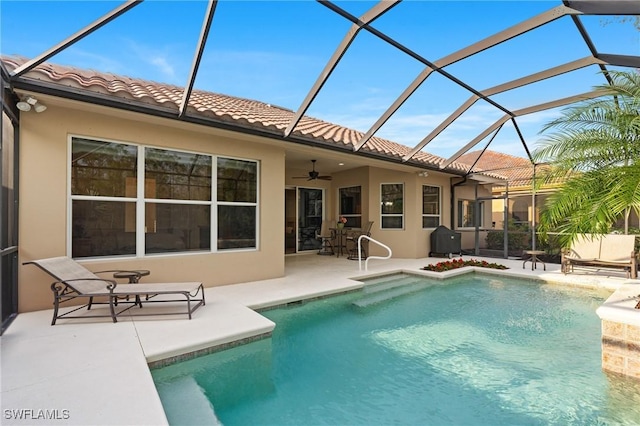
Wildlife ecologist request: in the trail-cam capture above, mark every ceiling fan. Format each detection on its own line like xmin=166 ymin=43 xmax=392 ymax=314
xmin=293 ymin=160 xmax=332 ymax=181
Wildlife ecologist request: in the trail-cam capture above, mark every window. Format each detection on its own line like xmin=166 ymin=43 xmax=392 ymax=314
xmin=457 ymin=199 xmax=484 ymax=228
xmin=71 ymin=138 xmax=138 ymax=257
xmin=217 ymin=158 xmax=258 ymax=250
xmin=144 ymin=147 xmax=212 ymax=254
xmin=381 ymin=183 xmax=403 ymax=229
xmin=297 ymin=188 xmax=323 ymax=252
xmin=70 ymin=137 xmax=258 ymax=258
xmin=422 ymin=185 xmax=440 ymax=228
xmin=339 ymin=186 xmax=361 ymax=228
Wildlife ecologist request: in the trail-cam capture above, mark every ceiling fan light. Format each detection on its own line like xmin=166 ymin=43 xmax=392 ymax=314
xmin=291 ymin=159 xmax=333 ymax=181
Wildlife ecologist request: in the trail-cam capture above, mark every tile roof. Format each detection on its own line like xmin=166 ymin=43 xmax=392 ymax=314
xmin=456 ymin=150 xmax=540 ymax=187
xmin=3 ymin=56 xmax=480 ymax=175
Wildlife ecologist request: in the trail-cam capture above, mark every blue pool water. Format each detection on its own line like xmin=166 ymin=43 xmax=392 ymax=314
xmin=152 ymin=273 xmax=640 ymax=425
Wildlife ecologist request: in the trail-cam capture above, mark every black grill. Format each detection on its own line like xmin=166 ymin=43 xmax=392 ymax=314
xmin=429 ymin=225 xmax=461 ymax=258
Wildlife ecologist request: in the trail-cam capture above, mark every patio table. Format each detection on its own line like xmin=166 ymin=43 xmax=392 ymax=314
xmin=522 ymin=250 xmax=546 ymax=271
xmin=113 ymin=270 xmax=151 ymax=306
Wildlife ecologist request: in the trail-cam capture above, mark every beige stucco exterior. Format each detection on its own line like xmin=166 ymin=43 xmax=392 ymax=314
xmin=18 ymin=96 xmax=286 ymax=312
xmin=16 ymin=93 xmax=493 ymax=313
xmin=285 ymin=163 xmax=458 ymax=259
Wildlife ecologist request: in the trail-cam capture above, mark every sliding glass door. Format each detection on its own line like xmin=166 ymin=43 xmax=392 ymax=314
xmin=297 ymin=188 xmax=323 ymax=252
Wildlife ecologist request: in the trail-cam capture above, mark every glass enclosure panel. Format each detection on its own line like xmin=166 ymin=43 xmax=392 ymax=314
xmin=145 ymin=148 xmax=212 ymax=201
xmin=218 ymin=205 xmax=256 ymax=250
xmin=2 ymin=111 xmax=15 ymax=248
xmin=217 ymin=158 xmax=257 ymax=203
xmin=71 ymin=138 xmax=137 ymax=197
xmin=510 ymin=196 xmax=530 ymax=225
xmin=1 ymin=108 xmax=18 ymax=334
xmin=145 ymin=203 xmax=211 ymax=253
xmin=72 ymin=200 xmax=136 ymax=257
xmin=339 ymin=186 xmax=361 ymax=228
xmin=298 ymin=188 xmax=322 ymax=251
xmin=1 ymin=252 xmax=17 ymax=332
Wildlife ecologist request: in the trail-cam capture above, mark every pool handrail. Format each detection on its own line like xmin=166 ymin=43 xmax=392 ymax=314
xmin=357 ymin=234 xmax=392 ymax=271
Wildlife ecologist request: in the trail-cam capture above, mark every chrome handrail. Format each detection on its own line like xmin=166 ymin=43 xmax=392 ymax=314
xmin=357 ymin=235 xmax=392 ymax=271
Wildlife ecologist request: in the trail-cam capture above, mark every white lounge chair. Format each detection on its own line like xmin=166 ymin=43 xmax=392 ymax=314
xmin=25 ymin=256 xmax=205 ymax=325
xmin=561 ymin=234 xmax=638 ymax=279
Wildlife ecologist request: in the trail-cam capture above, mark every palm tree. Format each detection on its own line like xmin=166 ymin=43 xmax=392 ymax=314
xmin=532 ymin=70 xmax=640 ymax=248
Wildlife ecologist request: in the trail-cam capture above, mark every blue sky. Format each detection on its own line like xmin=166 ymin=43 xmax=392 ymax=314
xmin=1 ymin=1 xmax=638 ymax=162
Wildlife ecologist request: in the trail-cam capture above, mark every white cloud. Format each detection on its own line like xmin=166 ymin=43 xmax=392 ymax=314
xmin=149 ymin=55 xmax=176 ymax=80
xmin=123 ymin=39 xmax=182 ymax=83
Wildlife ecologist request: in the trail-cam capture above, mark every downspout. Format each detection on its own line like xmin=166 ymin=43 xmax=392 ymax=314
xmin=450 ymin=176 xmax=467 ymax=230
xmin=474 ymin=182 xmax=479 ymax=256
xmin=504 ymin=181 xmax=509 ymax=259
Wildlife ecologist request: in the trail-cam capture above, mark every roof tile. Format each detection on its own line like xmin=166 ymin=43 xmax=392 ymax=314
xmin=4 ymin=56 xmax=483 ymax=174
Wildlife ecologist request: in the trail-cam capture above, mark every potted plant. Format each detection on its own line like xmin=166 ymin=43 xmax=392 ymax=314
xmin=337 ymin=216 xmax=347 ymax=229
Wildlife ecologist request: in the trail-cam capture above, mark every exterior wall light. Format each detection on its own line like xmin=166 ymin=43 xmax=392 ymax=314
xmin=16 ymin=96 xmax=47 ymax=113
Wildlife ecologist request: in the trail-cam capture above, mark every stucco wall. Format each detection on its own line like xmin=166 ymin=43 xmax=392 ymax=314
xmin=363 ymin=167 xmax=452 ymax=259
xmin=287 ymin=165 xmax=455 ymax=260
xmin=18 ymin=98 xmax=285 ymax=312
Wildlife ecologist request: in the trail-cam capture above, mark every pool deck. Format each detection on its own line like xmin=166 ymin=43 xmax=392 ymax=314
xmin=2 ymin=254 xmax=639 ymax=425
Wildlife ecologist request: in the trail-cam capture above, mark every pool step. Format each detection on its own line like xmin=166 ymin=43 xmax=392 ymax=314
xmin=354 ymin=280 xmax=431 ymax=308
xmin=362 ymin=275 xmax=427 ymax=293
xmin=156 ymin=376 xmax=222 ymax=426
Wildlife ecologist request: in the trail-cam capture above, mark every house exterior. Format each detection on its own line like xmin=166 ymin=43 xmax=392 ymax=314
xmin=457 ymin=150 xmax=554 ymax=229
xmin=458 ymin=150 xmax=640 ymax=234
xmin=1 ymin=57 xmax=500 ymax=317
xmin=457 ymin=150 xmax=640 ymax=260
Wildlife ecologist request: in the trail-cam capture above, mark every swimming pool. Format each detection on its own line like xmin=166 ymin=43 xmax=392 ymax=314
xmin=152 ymin=272 xmax=640 ymax=425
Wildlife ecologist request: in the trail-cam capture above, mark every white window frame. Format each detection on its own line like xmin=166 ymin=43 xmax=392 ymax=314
xmin=338 ymin=185 xmax=362 ymax=228
xmin=215 ymin=156 xmax=260 ymax=252
xmin=380 ymin=183 xmax=404 ymax=230
xmin=422 ymin=185 xmax=441 ymax=229
xmin=67 ymin=135 xmax=259 ymax=258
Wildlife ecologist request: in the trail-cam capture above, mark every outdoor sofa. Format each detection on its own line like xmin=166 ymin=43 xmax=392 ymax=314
xmin=561 ymin=234 xmax=638 ymax=279
xmin=25 ymin=256 xmax=205 ymax=325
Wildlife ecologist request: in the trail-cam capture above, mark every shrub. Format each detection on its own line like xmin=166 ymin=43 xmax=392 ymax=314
xmin=421 ymin=258 xmax=508 ymax=272
xmin=485 ymin=219 xmax=530 ymax=253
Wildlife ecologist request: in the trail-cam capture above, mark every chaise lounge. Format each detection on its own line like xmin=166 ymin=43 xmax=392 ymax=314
xmin=561 ymin=234 xmax=638 ymax=279
xmin=25 ymin=256 xmax=206 ymax=325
